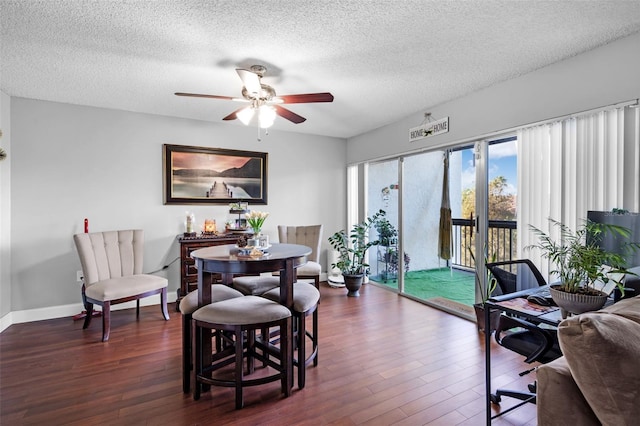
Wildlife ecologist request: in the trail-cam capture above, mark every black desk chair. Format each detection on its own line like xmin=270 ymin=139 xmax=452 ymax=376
xmin=485 ymin=260 xmax=562 ymax=405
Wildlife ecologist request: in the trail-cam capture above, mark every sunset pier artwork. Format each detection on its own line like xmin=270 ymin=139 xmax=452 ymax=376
xmin=164 ymin=145 xmax=267 ymax=204
xmin=206 ymin=181 xmax=251 ymax=199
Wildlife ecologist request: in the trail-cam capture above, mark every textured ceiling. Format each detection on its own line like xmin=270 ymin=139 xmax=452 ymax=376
xmin=2 ymin=1 xmax=640 ymax=139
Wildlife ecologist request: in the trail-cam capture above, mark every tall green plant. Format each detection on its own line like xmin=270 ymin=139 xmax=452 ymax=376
xmin=528 ymin=218 xmax=638 ymax=295
xmin=329 ymin=210 xmax=386 ymax=275
xmin=468 ymin=245 xmax=498 ymax=303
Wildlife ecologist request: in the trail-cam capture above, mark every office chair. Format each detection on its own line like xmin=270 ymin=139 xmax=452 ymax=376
xmin=485 ymin=260 xmax=562 ymax=405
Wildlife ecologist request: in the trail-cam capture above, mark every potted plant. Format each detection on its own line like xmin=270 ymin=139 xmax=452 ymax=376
xmin=468 ymin=245 xmax=499 ymax=333
xmin=375 ymin=217 xmax=397 ymax=247
xmin=529 ymin=218 xmax=639 ymax=318
xmin=328 ymin=210 xmax=386 ymax=296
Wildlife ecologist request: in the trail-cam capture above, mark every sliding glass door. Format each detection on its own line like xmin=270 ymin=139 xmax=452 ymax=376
xmin=360 ymin=136 xmax=518 ymax=315
xmin=366 ymin=159 xmax=399 ymax=285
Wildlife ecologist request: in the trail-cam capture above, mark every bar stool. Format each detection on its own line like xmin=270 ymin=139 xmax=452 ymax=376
xmin=261 ymin=281 xmax=320 ymax=389
xmin=232 ymin=274 xmax=280 ymax=295
xmin=192 ymin=296 xmax=292 ymax=409
xmin=179 ymin=284 xmax=244 ymax=393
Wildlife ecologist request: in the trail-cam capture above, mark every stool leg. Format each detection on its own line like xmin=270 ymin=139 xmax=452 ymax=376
xmin=247 ymin=330 xmax=255 ymax=374
xmin=193 ymin=322 xmax=202 ymax=401
xmin=182 ymin=313 xmax=192 ymax=394
xmin=261 ymin=326 xmax=269 ymax=367
xmin=313 ymin=308 xmax=319 ymax=367
xmin=281 ymin=319 xmax=291 ymax=397
xmin=297 ymin=312 xmax=306 ymax=389
xmin=235 ymin=326 xmax=244 ymax=409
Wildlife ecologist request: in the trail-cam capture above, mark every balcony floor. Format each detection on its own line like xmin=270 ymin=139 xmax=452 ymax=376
xmin=371 ymin=267 xmax=476 ymax=307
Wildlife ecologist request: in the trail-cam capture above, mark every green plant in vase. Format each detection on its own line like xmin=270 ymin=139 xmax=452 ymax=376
xmin=528 ymin=218 xmax=639 ymax=317
xmin=245 ymin=210 xmax=269 ymax=235
xmin=328 ymin=210 xmax=386 ymax=296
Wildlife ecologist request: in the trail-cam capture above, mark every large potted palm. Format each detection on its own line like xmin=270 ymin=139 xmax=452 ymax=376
xmin=328 ymin=210 xmax=386 ymax=296
xmin=468 ymin=245 xmax=499 ymax=333
xmin=529 ymin=218 xmax=639 ymax=318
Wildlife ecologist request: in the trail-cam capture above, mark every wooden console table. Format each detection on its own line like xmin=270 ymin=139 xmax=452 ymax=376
xmin=176 ymin=234 xmax=239 ymax=307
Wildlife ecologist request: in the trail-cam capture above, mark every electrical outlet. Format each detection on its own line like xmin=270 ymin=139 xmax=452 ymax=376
xmin=76 ymin=270 xmax=84 ymax=282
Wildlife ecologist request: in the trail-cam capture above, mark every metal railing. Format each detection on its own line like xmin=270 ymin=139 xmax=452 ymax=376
xmin=452 ymin=218 xmax=517 ymax=269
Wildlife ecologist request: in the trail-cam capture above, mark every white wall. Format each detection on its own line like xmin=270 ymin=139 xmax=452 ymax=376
xmin=347 ymin=31 xmax=640 ymax=163
xmin=0 ymin=90 xmax=11 ymax=321
xmin=8 ymin=99 xmax=346 ymax=319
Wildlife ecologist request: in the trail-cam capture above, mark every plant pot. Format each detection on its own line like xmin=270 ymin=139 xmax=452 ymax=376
xmin=343 ymin=274 xmax=364 ymax=297
xmin=550 ymin=285 xmax=608 ymax=319
xmin=473 ymin=303 xmax=501 ymax=334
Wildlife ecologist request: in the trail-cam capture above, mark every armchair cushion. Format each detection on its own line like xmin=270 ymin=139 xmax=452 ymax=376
xmin=84 ymin=274 xmax=167 ymax=302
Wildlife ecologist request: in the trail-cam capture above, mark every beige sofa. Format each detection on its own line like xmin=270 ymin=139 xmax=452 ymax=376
xmin=537 ymin=295 xmax=640 ymax=425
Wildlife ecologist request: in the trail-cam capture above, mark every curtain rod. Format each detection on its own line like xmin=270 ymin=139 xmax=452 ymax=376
xmin=350 ymin=98 xmax=639 ymax=166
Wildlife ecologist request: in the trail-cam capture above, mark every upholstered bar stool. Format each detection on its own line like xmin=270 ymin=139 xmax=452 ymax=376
xmin=179 ymin=284 xmax=244 ymax=393
xmin=275 ymin=225 xmax=323 ymax=288
xmin=232 ymin=274 xmax=280 ymax=295
xmin=262 ymin=281 xmax=320 ymax=389
xmin=192 ymin=296 xmax=292 ymax=409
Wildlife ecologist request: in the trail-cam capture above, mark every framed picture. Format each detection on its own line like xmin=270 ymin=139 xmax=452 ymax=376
xmin=163 ymin=144 xmax=268 ymax=205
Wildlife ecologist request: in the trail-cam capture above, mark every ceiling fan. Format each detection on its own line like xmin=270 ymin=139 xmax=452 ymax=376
xmin=175 ymin=65 xmax=334 ymax=128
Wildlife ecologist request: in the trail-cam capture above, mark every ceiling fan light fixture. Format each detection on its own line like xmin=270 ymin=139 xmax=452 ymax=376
xmin=259 ymin=105 xmax=276 ymax=128
xmin=237 ymin=107 xmax=255 ymax=125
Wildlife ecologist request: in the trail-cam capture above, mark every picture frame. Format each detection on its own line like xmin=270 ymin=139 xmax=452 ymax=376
xmin=163 ymin=144 xmax=268 ymax=205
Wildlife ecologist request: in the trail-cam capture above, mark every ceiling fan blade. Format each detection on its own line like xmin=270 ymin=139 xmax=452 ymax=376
xmin=236 ymin=69 xmax=261 ymax=96
xmin=274 ymin=105 xmax=306 ymax=124
xmin=175 ymin=92 xmax=235 ymax=101
xmin=278 ymin=92 xmax=334 ymax=104
xmin=222 ymin=107 xmax=245 ymax=121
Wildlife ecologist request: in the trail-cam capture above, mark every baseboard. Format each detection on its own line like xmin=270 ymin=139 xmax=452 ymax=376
xmin=0 ymin=292 xmax=178 ymax=333
xmin=0 ymin=274 xmax=328 ymax=333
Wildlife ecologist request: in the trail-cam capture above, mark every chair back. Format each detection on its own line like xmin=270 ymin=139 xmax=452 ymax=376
xmin=486 ymin=259 xmax=547 ymax=296
xmin=278 ymin=225 xmax=323 ymax=263
xmin=74 ymin=229 xmax=145 ymax=286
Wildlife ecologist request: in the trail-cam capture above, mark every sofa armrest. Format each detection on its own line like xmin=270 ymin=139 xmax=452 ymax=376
xmin=537 ymin=357 xmax=600 ymax=426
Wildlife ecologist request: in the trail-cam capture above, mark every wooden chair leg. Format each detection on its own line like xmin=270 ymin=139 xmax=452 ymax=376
xmin=101 ymin=302 xmax=111 ymax=342
xmin=83 ymin=303 xmax=94 ymax=329
xmin=136 ymin=300 xmax=140 ymax=318
xmin=160 ymin=287 xmax=170 ymax=320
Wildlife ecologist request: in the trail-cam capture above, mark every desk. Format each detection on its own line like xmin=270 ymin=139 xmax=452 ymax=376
xmin=190 ymin=243 xmax=311 ymax=395
xmin=483 ymin=286 xmax=562 ymax=424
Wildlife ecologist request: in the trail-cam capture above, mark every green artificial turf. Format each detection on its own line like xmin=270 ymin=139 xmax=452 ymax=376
xmin=372 ymin=267 xmax=476 ymax=306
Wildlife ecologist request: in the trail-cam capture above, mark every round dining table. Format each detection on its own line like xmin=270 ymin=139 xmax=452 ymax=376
xmin=190 ymin=243 xmax=311 ymax=395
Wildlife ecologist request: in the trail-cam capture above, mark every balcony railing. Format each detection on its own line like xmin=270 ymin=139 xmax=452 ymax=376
xmin=452 ymin=218 xmax=517 ymax=269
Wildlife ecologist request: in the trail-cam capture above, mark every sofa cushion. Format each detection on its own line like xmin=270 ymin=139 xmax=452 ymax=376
xmin=599 ymin=293 xmax=640 ymax=324
xmin=558 ymin=296 xmax=640 ymax=425
xmin=537 ymin=357 xmax=600 ymax=426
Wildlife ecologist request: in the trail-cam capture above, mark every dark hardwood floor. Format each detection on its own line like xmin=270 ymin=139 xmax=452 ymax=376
xmin=1 ymin=283 xmax=539 ymax=425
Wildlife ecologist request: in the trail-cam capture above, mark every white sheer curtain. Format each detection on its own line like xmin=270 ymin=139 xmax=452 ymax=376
xmin=518 ymin=106 xmax=637 ymax=280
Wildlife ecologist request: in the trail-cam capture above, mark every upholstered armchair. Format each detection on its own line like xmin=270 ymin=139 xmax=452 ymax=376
xmin=74 ymin=229 xmax=169 ymax=341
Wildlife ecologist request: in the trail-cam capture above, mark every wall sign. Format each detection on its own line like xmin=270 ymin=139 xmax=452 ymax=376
xmin=409 ymin=116 xmax=449 ymax=142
